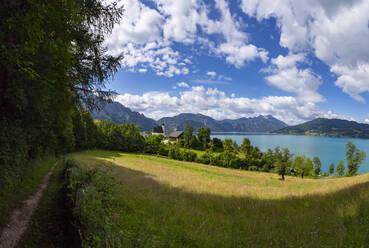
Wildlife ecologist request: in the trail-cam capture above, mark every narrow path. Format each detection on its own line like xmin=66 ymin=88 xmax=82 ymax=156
xmin=0 ymin=162 xmax=57 ymax=248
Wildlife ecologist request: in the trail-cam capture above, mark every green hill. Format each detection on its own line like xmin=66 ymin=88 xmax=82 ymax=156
xmin=65 ymin=150 xmax=369 ymax=247
xmin=275 ymin=118 xmax=369 ymax=138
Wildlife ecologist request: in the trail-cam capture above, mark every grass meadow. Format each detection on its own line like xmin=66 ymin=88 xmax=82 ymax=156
xmin=70 ymin=150 xmax=369 ymax=247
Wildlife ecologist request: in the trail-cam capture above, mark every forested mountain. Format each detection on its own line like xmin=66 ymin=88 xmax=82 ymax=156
xmin=274 ymin=118 xmax=369 ymax=138
xmin=157 ymin=113 xmax=287 ymax=133
xmin=90 ymin=101 xmax=288 ymax=133
xmin=219 ymin=115 xmax=288 ymax=132
xmin=91 ymin=101 xmax=157 ymax=131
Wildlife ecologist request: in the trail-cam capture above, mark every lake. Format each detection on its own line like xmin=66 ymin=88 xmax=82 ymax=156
xmin=211 ymin=133 xmax=369 ymax=174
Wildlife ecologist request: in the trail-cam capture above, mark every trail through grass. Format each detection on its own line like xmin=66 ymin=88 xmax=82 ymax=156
xmin=0 ymin=157 xmax=57 ymax=229
xmin=16 ymin=160 xmax=79 ymax=248
xmin=71 ymin=150 xmax=369 ymax=247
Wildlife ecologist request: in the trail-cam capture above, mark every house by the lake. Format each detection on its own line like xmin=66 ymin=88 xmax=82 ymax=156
xmin=152 ymin=124 xmax=165 ymax=136
xmin=169 ymin=130 xmax=184 ymax=141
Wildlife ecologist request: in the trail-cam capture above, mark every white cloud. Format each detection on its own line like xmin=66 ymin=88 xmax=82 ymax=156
xmin=332 ymin=64 xmax=369 ymax=103
xmin=104 ymin=0 xmax=192 ymax=77
xmin=365 ymin=119 xmax=369 ymax=124
xmin=205 ymin=0 xmax=269 ymax=67
xmin=138 ymin=68 xmax=147 ymax=73
xmin=176 ymin=82 xmax=190 ymax=88
xmin=154 ymin=0 xmax=207 ymax=43
xmin=105 ymin=0 xmax=269 ymax=75
xmin=207 ymin=71 xmax=217 ymax=77
xmin=241 ymin=0 xmax=369 ymax=102
xmin=116 ymin=87 xmax=347 ymax=125
xmin=263 ymin=53 xmax=324 ymax=103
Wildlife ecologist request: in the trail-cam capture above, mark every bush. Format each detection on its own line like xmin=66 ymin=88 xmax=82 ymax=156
xmin=157 ymin=144 xmax=169 ymax=156
xmin=66 ymin=159 xmax=123 ymax=247
xmin=168 ymin=146 xmax=183 ymax=160
xmin=262 ymin=163 xmax=270 ymax=172
xmin=210 ymin=154 xmax=222 ymax=166
xmin=248 ymin=166 xmax=258 ymax=171
xmin=182 ymin=150 xmax=197 ymax=162
xmin=144 ymin=135 xmax=164 ymax=154
xmin=196 ymin=153 xmax=210 ymax=164
xmin=229 ymin=157 xmax=242 ymax=169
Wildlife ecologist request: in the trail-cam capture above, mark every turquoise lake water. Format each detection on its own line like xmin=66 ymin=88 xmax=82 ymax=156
xmin=211 ymin=133 xmax=369 ymax=174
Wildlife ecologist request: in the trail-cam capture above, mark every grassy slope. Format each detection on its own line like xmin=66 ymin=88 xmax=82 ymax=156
xmin=0 ymin=157 xmax=57 ymax=229
xmin=72 ymin=150 xmax=369 ymax=247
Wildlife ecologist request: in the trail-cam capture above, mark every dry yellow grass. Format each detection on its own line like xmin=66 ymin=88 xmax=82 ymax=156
xmin=70 ymin=150 xmax=369 ymax=247
xmin=72 ymin=150 xmax=369 ymax=199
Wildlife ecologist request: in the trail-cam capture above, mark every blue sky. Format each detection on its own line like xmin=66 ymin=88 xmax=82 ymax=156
xmin=104 ymin=0 xmax=369 ymax=125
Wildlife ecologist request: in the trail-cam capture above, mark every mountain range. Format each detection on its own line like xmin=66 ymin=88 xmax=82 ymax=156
xmin=90 ymin=101 xmax=157 ymax=131
xmin=157 ymin=113 xmax=287 ymax=133
xmin=90 ymin=100 xmax=288 ymax=133
xmin=274 ymin=118 xmax=369 ymax=139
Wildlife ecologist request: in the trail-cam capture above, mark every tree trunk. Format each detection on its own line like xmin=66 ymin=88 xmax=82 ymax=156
xmin=282 ymin=174 xmax=285 ymax=181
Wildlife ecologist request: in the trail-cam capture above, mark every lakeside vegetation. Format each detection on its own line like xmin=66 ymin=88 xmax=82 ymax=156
xmin=144 ymin=123 xmax=366 ymax=179
xmin=66 ymin=150 xmax=369 ymax=247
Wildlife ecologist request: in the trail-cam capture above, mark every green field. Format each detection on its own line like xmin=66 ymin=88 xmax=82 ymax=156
xmin=71 ymin=150 xmax=369 ymax=247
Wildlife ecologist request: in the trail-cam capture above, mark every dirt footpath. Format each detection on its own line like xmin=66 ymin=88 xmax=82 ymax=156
xmin=0 ymin=162 xmax=57 ymax=248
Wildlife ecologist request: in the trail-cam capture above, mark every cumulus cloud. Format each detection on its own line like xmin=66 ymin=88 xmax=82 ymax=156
xmin=241 ymin=0 xmax=369 ymax=102
xmin=176 ymin=82 xmax=190 ymax=88
xmin=115 ymin=87 xmax=345 ymax=124
xmin=105 ymin=0 xmax=269 ymax=75
xmin=365 ymin=119 xmax=369 ymax=124
xmin=332 ymin=64 xmax=369 ymax=103
xmin=206 ymin=0 xmax=269 ymax=67
xmin=263 ymin=53 xmax=324 ymax=103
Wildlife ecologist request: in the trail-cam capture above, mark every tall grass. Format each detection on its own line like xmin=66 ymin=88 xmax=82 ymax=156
xmin=0 ymin=157 xmax=57 ymax=228
xmin=71 ymin=150 xmax=369 ymax=247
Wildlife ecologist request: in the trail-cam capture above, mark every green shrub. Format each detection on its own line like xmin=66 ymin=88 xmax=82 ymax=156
xmin=157 ymin=144 xmax=169 ymax=156
xmin=197 ymin=151 xmax=212 ymax=164
xmin=168 ymin=146 xmax=183 ymax=160
xmin=66 ymin=159 xmax=123 ymax=247
xmin=248 ymin=166 xmax=258 ymax=171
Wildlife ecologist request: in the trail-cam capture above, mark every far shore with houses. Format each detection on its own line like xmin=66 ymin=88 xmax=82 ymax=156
xmin=142 ymin=124 xmax=184 ymax=143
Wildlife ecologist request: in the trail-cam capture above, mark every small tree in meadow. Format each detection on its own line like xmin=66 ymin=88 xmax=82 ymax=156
xmin=305 ymin=158 xmax=314 ymax=177
xmin=240 ymin=138 xmax=252 ymax=155
xmin=197 ymin=126 xmax=211 ymax=150
xmin=345 ymin=141 xmax=366 ymax=176
xmin=329 ymin=163 xmax=335 ymax=175
xmin=276 ymin=160 xmax=287 ymax=180
xmin=183 ymin=124 xmax=193 ymax=148
xmin=293 ymin=155 xmax=306 ymax=178
xmin=223 ymin=138 xmax=235 ymax=152
xmin=313 ymin=156 xmax=322 ymax=176
xmin=336 ymin=160 xmax=345 ymax=176
xmin=275 ymin=148 xmax=292 ymax=181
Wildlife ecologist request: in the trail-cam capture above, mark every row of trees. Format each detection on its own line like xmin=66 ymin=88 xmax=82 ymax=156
xmin=55 ymin=108 xmax=146 ymax=154
xmin=274 ymin=141 xmax=366 ymax=180
xmin=182 ymin=125 xmax=213 ymax=150
xmin=69 ymin=117 xmax=367 ymax=181
xmin=143 ymin=123 xmax=366 ymax=180
xmin=0 ymin=0 xmax=123 ymax=189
